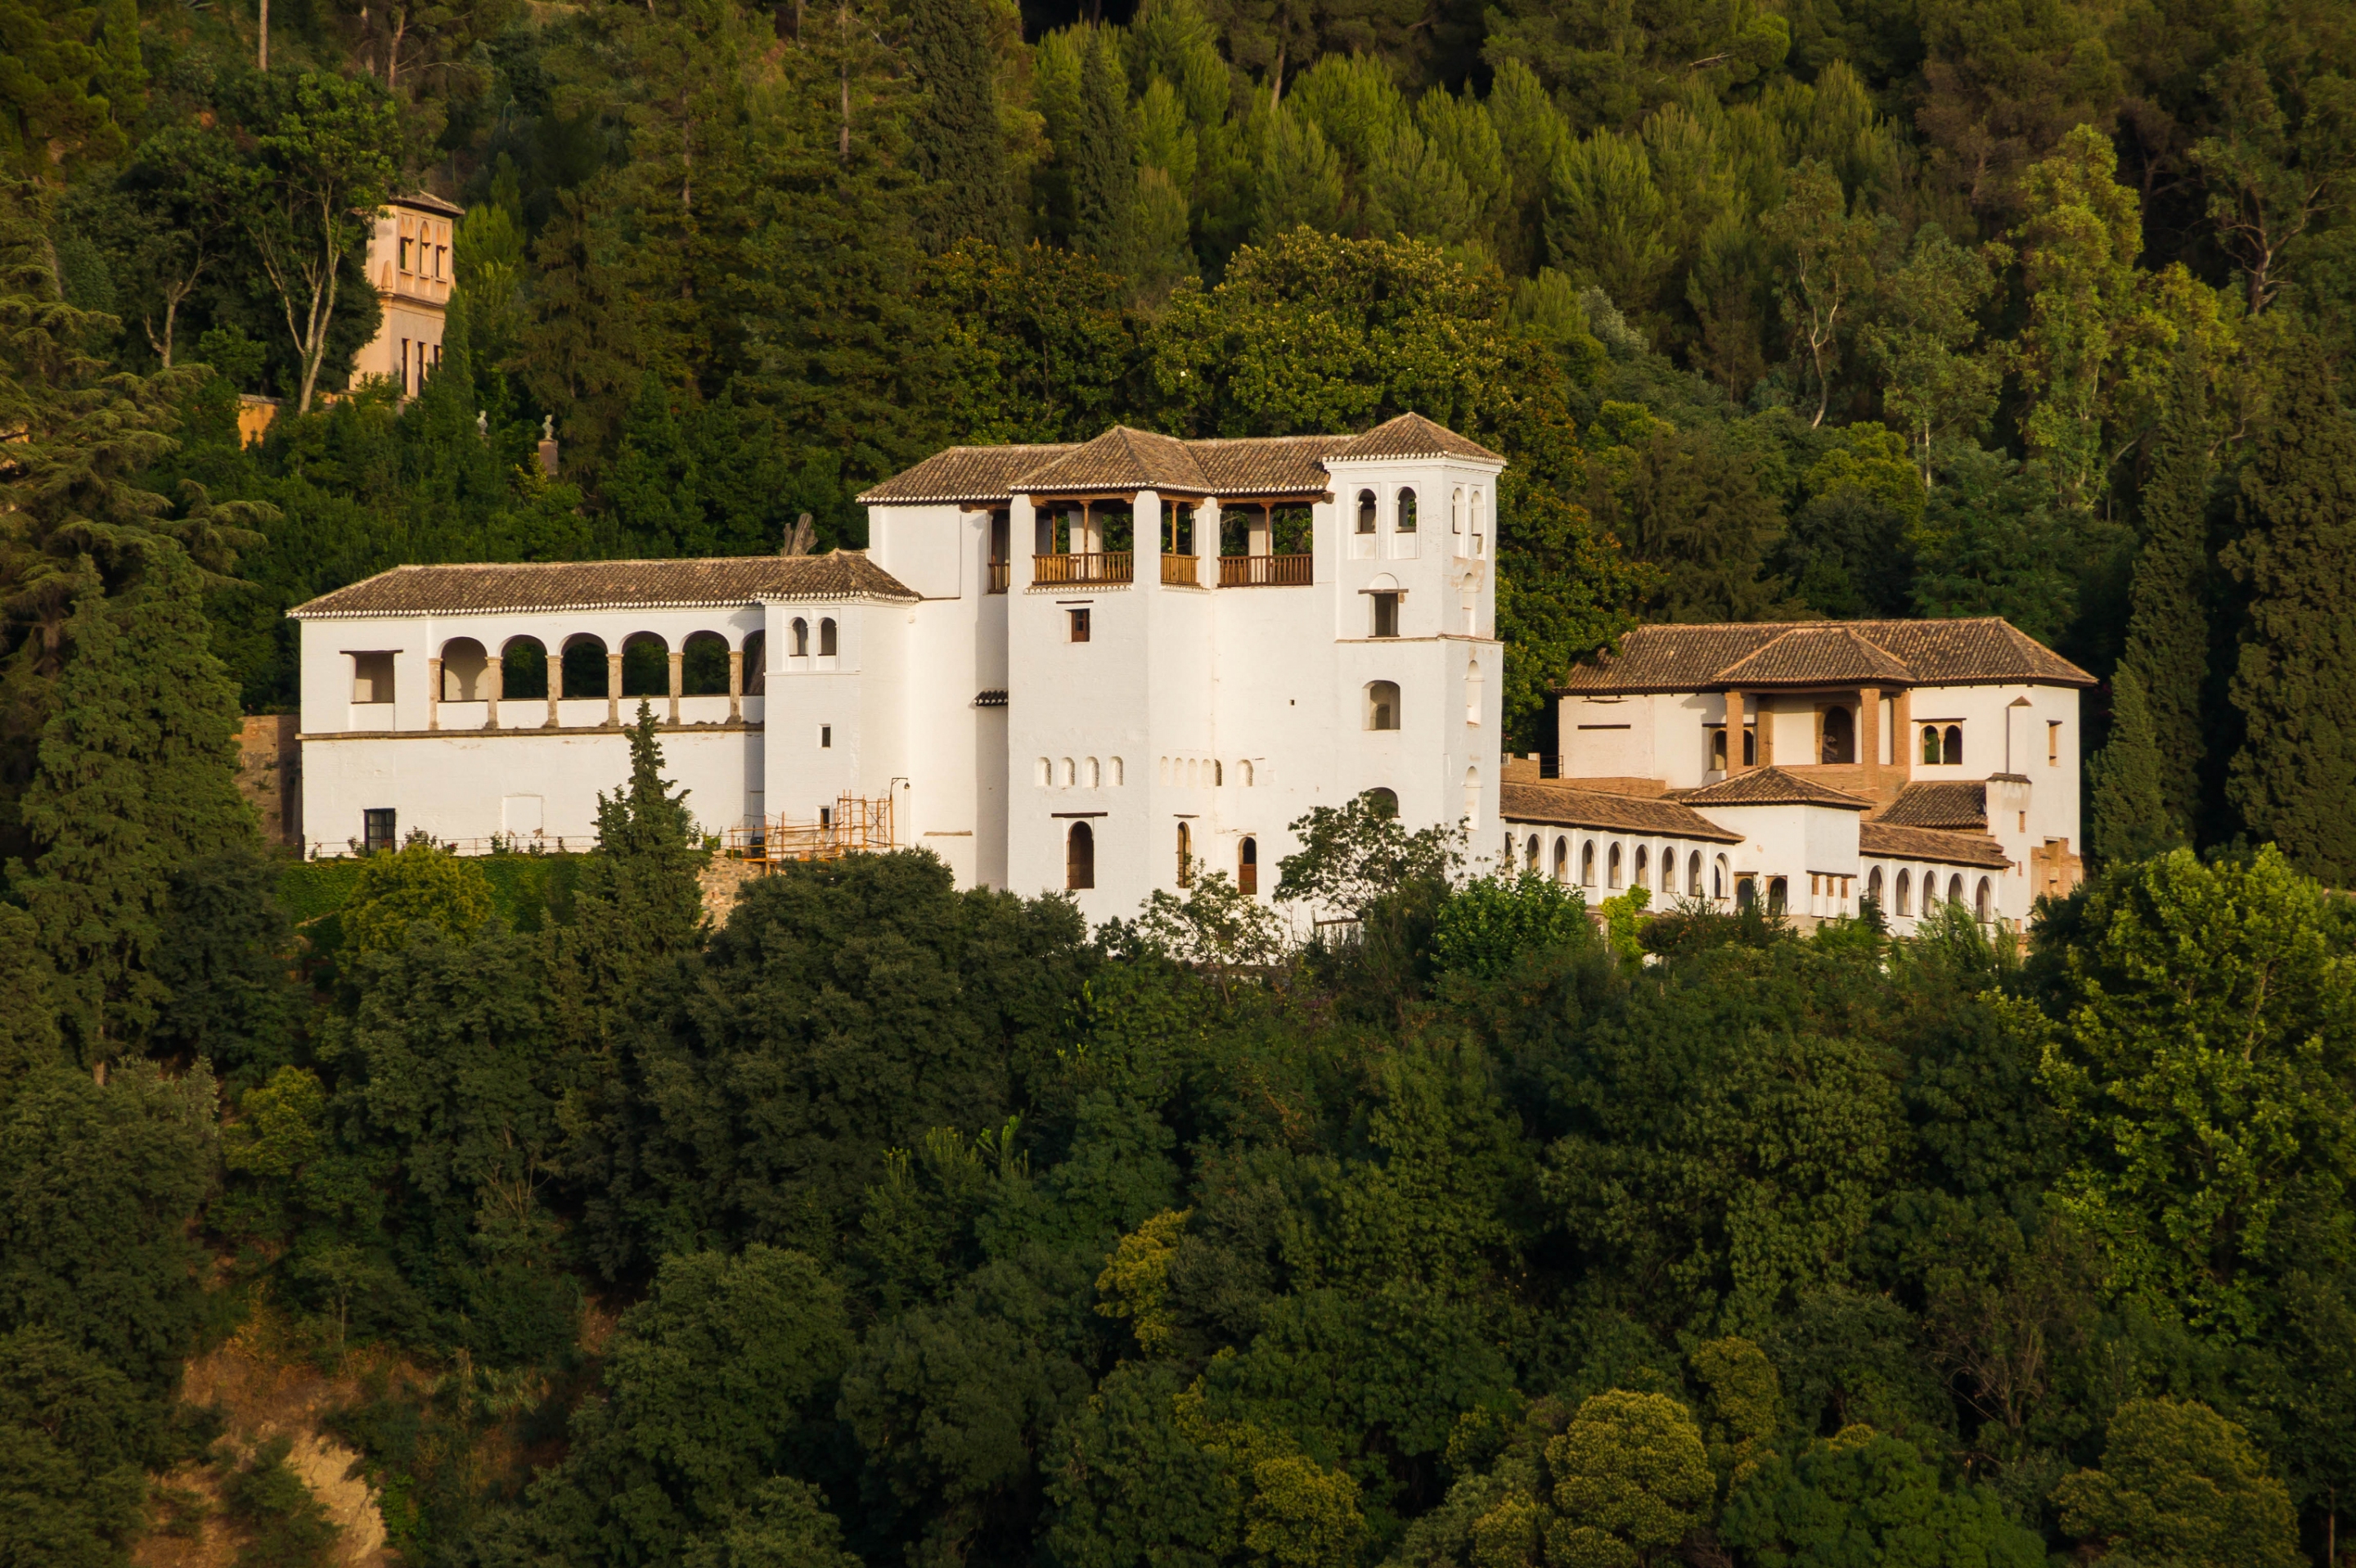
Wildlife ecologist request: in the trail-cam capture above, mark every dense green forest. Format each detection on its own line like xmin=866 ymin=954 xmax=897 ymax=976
xmin=10 ymin=0 xmax=2356 ymax=1563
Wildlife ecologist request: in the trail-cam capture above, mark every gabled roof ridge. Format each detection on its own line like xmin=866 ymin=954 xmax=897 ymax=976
xmin=1683 ymin=766 xmax=1876 ymax=810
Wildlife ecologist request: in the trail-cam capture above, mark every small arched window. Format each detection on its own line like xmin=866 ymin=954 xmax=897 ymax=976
xmin=1471 ymin=488 xmax=1486 ymax=554
xmin=1395 ymin=487 xmax=1417 ymax=532
xmin=1214 ymin=759 xmax=1224 ymax=786
xmin=1452 ymin=487 xmax=1466 ymax=533
xmin=1607 ymin=842 xmax=1623 ymax=889
xmin=1464 ymin=764 xmax=1478 ymax=826
xmin=1949 ymin=873 xmax=1966 ymax=905
xmin=1896 ymin=868 xmax=1913 ymax=916
xmin=820 ymin=618 xmax=839 ymax=657
xmin=1866 ymin=866 xmax=1884 ymax=908
xmin=1821 ymin=704 xmax=1855 ymax=764
xmin=1067 ymin=821 xmax=1095 ymax=890
xmin=1526 ymin=834 xmax=1540 ymax=871
xmin=1737 ymin=877 xmax=1756 ymax=913
xmin=1922 ymin=725 xmax=1942 ymax=764
xmin=1177 ymin=822 xmax=1194 ymax=886
xmin=1688 ymin=850 xmax=1703 ymax=896
xmin=1036 ymin=757 xmax=1051 ymax=786
xmin=1365 ymin=786 xmax=1399 ymax=815
xmin=1581 ymin=840 xmax=1597 ymax=887
xmin=1356 ymin=489 xmax=1378 ymax=534
xmin=1239 ymin=837 xmax=1258 ymax=895
xmin=1086 ymin=757 xmax=1101 ymax=788
xmin=1366 ymin=681 xmax=1401 ymax=731
xmin=1060 ymin=757 xmax=1076 ymax=786
xmin=1634 ymin=845 xmax=1649 ymax=889
xmin=1111 ymin=757 xmax=1124 ymax=786
xmin=1714 ymin=856 xmax=1729 ymax=900
xmin=791 ymin=618 xmax=810 ymax=657
xmin=1767 ymin=877 xmax=1788 ymax=915
xmin=1553 ymin=837 xmax=1569 ymax=882
xmin=1944 ymin=726 xmax=1963 ymax=766
xmin=1239 ymin=759 xmax=1254 ymax=787
xmin=1975 ymin=877 xmax=1992 ymax=921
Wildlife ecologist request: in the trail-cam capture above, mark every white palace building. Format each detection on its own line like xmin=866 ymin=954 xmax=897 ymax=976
xmin=289 ymin=413 xmax=2090 ymax=932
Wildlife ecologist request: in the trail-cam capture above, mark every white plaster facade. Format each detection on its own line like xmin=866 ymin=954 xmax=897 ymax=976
xmin=290 ymin=416 xmax=1511 ymax=924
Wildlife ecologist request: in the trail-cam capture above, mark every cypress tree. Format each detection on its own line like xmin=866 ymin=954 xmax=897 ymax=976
xmin=1070 ymin=31 xmax=1137 ymax=264
xmin=2225 ymin=339 xmax=2356 ymax=883
xmin=12 ymin=543 xmax=254 ymax=1058
xmin=2088 ymin=664 xmax=2174 ymax=866
xmin=2117 ymin=358 xmax=2215 ymax=840
xmin=907 ymin=0 xmax=1022 ymax=251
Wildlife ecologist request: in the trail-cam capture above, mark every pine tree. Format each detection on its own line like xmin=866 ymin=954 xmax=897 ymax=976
xmin=2225 ymin=339 xmax=2356 ymax=884
xmin=2089 ymin=664 xmax=2174 ymax=866
xmin=2117 ymin=359 xmax=2215 ymax=841
xmin=1070 ymin=31 xmax=1138 ymax=264
xmin=12 ymin=543 xmax=254 ymax=1058
xmin=907 ymin=0 xmax=1022 ymax=251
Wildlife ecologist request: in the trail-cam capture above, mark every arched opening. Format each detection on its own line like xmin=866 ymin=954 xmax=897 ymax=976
xmin=820 ymin=618 xmax=839 ymax=657
xmin=1086 ymin=757 xmax=1101 ymax=788
xmin=1944 ymin=725 xmax=1963 ymax=765
xmin=1239 ymin=759 xmax=1255 ymax=787
xmin=1214 ymin=760 xmax=1225 ymax=786
xmin=1452 ymin=487 xmax=1465 ymax=533
xmin=1036 ymin=757 xmax=1050 ymax=786
xmin=1688 ymin=851 xmax=1703 ymax=896
xmin=500 ymin=636 xmax=547 ymax=701
xmin=560 ymin=634 xmax=609 ymax=699
xmin=1060 ymin=757 xmax=1076 ymax=786
xmin=1742 ymin=726 xmax=1756 ymax=766
xmin=1711 ymin=728 xmax=1728 ymax=770
xmin=1866 ymin=866 xmax=1884 ymax=909
xmin=1553 ymin=837 xmax=1569 ymax=882
xmin=791 ymin=618 xmax=810 ymax=657
xmin=1736 ymin=877 xmax=1756 ymax=912
xmin=1365 ymin=681 xmax=1401 ymax=731
xmin=1364 ymin=786 xmax=1399 ymax=816
xmin=1922 ymin=725 xmax=1941 ymax=764
xmin=1767 ymin=877 xmax=1787 ymax=915
xmin=682 ymin=631 xmax=730 ymax=695
xmin=1975 ymin=877 xmax=1992 ymax=922
xmin=621 ymin=632 xmax=669 ymax=698
xmin=1239 ymin=837 xmax=1258 ymax=895
xmin=1948 ymin=873 xmax=1965 ymax=905
xmin=1463 ymin=764 xmax=1477 ymax=825
xmin=1634 ymin=845 xmax=1649 ymax=889
xmin=1896 ymin=869 xmax=1913 ymax=916
xmin=1112 ymin=757 xmax=1125 ymax=786
xmin=1356 ymin=489 xmax=1377 ymax=533
xmin=1580 ymin=839 xmax=1596 ymax=886
xmin=1395 ymin=487 xmax=1417 ymax=532
xmin=1177 ymin=822 xmax=1193 ymax=886
xmin=1821 ymin=704 xmax=1855 ymax=764
xmin=438 ymin=638 xmax=488 ymax=702
xmin=1525 ymin=833 xmax=1540 ymax=871
xmin=1067 ymin=822 xmax=1095 ymax=890
xmin=1607 ymin=842 xmax=1623 ymax=889
xmin=741 ymin=631 xmax=767 ymax=694
xmin=1714 ymin=856 xmax=1729 ymax=900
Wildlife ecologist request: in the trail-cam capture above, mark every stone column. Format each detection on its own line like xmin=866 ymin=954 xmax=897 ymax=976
xmin=1895 ymin=688 xmax=1914 ymax=771
xmin=486 ymin=655 xmax=503 ymax=730
xmin=1755 ymin=694 xmax=1774 ymax=766
xmin=668 ymin=649 xmax=684 ymax=726
xmin=1724 ymin=690 xmax=1747 ymax=772
xmin=426 ymin=657 xmax=443 ymax=731
xmin=1858 ymin=686 xmax=1881 ymax=787
xmin=606 ymin=650 xmax=623 ymax=726
xmin=728 ymin=648 xmax=744 ymax=723
xmin=1249 ymin=504 xmax=1270 ymax=557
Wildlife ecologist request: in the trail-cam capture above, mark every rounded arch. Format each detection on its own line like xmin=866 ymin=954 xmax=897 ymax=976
xmin=1866 ymin=865 xmax=1884 ymax=908
xmin=1239 ymin=835 xmax=1259 ymax=895
xmin=1580 ymin=839 xmax=1597 ymax=886
xmin=1949 ymin=873 xmax=1966 ymax=905
xmin=1975 ymin=876 xmax=1993 ymax=922
xmin=741 ymin=630 xmax=767 ymax=694
xmin=1736 ymin=877 xmax=1756 ymax=913
xmin=1036 ymin=757 xmax=1051 ymax=787
xmin=1059 ymin=757 xmax=1076 ymax=786
xmin=1066 ymin=821 xmax=1095 ymax=890
xmin=819 ymin=618 xmax=839 ymax=658
xmin=1395 ymin=486 xmax=1417 ymax=532
xmin=1607 ymin=842 xmax=1623 ymax=889
xmin=1634 ymin=844 xmax=1650 ymax=889
xmin=682 ymin=631 xmax=731 ymax=695
xmin=1085 ymin=757 xmax=1101 ymax=788
xmin=1895 ymin=868 xmax=1913 ymax=916
xmin=1364 ymin=786 xmax=1399 ymax=816
xmin=1111 ymin=757 xmax=1125 ymax=786
xmin=1177 ymin=821 xmax=1194 ymax=886
xmin=1213 ymin=759 xmax=1225 ymax=786
xmin=1767 ymin=876 xmax=1788 ymax=915
xmin=1714 ymin=855 xmax=1729 ymax=901
xmin=560 ymin=632 xmax=609 ymax=699
xmin=1452 ymin=486 xmax=1466 ymax=533
xmin=621 ymin=631 xmax=669 ymax=698
xmin=1821 ymin=703 xmax=1855 ymax=764
xmin=1553 ymin=836 xmax=1569 ymax=883
xmin=1944 ymin=725 xmax=1963 ymax=765
xmin=1688 ymin=850 xmax=1703 ymax=896
xmin=1463 ymin=763 xmax=1477 ymax=825
xmin=1239 ymin=759 xmax=1255 ymax=787
xmin=438 ymin=637 xmax=488 ymax=701
xmin=1365 ymin=681 xmax=1401 ymax=731
xmin=499 ymin=635 xmax=548 ymax=701
xmin=790 ymin=617 xmax=810 ymax=657
xmin=1356 ymin=488 xmax=1378 ymax=533
xmin=1524 ymin=833 xmax=1540 ymax=871
xmin=1922 ymin=725 xmax=1941 ymax=764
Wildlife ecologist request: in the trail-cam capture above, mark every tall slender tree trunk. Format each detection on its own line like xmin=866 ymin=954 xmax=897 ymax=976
xmin=839 ymin=0 xmax=852 ymax=163
xmin=1269 ymin=40 xmax=1285 ymax=111
xmin=258 ymin=0 xmax=269 ymax=69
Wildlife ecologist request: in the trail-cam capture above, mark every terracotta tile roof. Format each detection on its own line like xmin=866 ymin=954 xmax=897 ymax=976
xmin=1330 ymin=411 xmax=1505 ymax=464
xmin=1859 ymin=822 xmax=2011 ymax=869
xmin=1500 ymin=781 xmax=1742 ymax=842
xmin=858 ymin=413 xmax=1498 ymax=505
xmin=1014 ymin=426 xmax=1211 ymax=494
xmin=1680 ymin=767 xmax=1875 ymax=810
xmin=289 ymin=554 xmax=919 ymax=618
xmin=1875 ymin=781 xmax=1988 ymax=829
xmin=1560 ymin=618 xmax=2096 ymax=693
xmin=1715 ymin=625 xmax=1913 ymax=687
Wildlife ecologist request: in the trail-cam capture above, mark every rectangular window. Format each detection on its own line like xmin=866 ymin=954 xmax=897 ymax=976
xmin=362 ymin=808 xmax=398 ymax=853
xmin=398 ymin=236 xmax=411 ymax=272
xmin=399 ymin=339 xmax=410 ymax=393
xmin=1371 ymin=592 xmax=1399 ymax=638
xmin=820 ymin=725 xmax=832 ymax=748
xmin=1068 ymin=608 xmax=1090 ymax=643
xmin=2048 ymin=721 xmax=2062 ymax=764
xmin=351 ymin=651 xmax=395 ymax=703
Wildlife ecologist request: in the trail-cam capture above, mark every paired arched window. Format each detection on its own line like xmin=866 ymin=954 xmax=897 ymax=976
xmin=819 ymin=618 xmax=839 ymax=657
xmin=1452 ymin=487 xmax=1466 ymax=533
xmin=1112 ymin=757 xmax=1125 ymax=786
xmin=1067 ymin=822 xmax=1095 ymax=890
xmin=791 ymin=618 xmax=811 ymax=657
xmin=1396 ymin=487 xmax=1417 ymax=532
xmin=1821 ymin=704 xmax=1855 ymax=765
xmin=1366 ymin=681 xmax=1401 ymax=731
xmin=1239 ymin=837 xmax=1258 ymax=895
xmin=1921 ymin=724 xmax=1963 ymax=765
xmin=1356 ymin=489 xmax=1378 ymax=533
xmin=1213 ymin=760 xmax=1225 ymax=786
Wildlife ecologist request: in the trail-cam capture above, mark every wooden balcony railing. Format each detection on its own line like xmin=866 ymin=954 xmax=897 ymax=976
xmin=1217 ymin=553 xmax=1315 ymax=587
xmin=1162 ymin=553 xmax=1200 ymax=586
xmin=1033 ymin=551 xmax=1132 ymax=586
xmin=987 ymin=559 xmax=1009 ymax=593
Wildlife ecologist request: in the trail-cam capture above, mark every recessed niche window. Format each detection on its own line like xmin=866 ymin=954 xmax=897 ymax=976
xmin=1356 ymin=489 xmax=1377 ymax=533
xmin=819 ymin=618 xmax=839 ymax=657
xmin=1395 ymin=487 xmax=1417 ymax=532
xmin=791 ymin=618 xmax=810 ymax=657
xmin=1365 ymin=680 xmax=1401 ymax=731
xmin=1371 ymin=592 xmax=1400 ymax=638
xmin=820 ymin=725 xmax=832 ymax=748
